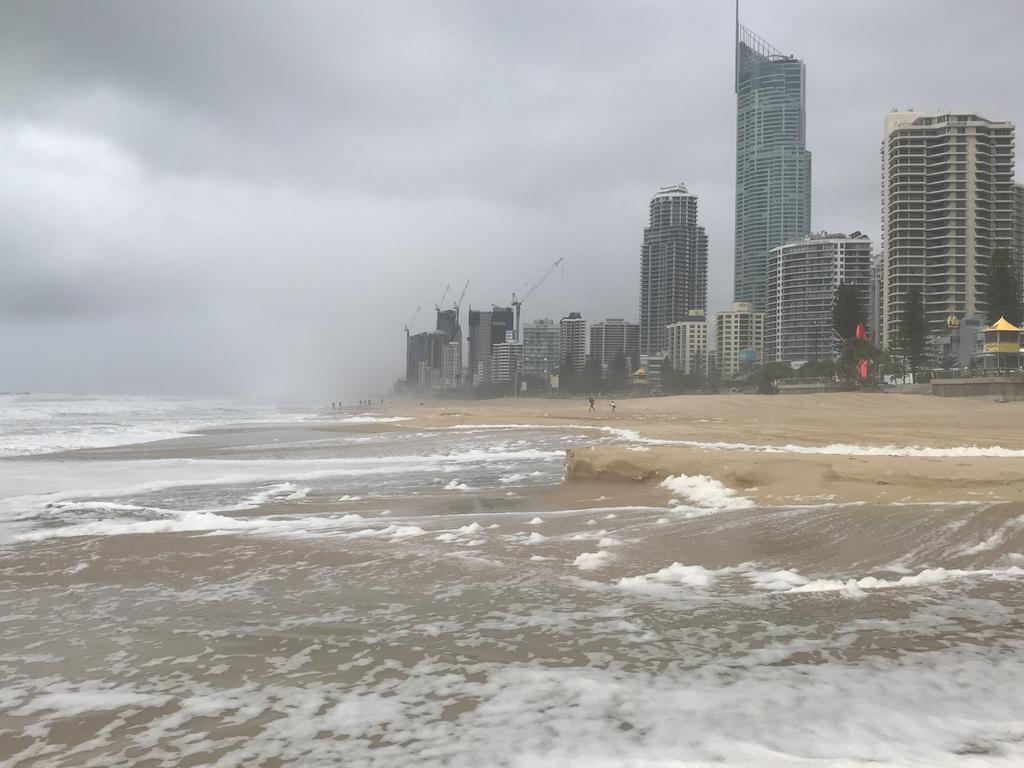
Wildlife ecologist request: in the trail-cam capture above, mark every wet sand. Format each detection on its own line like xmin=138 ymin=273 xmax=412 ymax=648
xmin=386 ymin=393 xmax=1024 ymax=506
xmin=4 ymin=402 xmax=1024 ymax=765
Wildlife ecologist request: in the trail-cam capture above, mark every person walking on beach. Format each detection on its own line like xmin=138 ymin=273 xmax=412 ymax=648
xmin=610 ymin=400 xmax=616 ymax=415
xmin=588 ymin=396 xmax=596 ymax=413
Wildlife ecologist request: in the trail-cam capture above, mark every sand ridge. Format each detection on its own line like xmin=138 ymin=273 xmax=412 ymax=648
xmin=385 ymin=393 xmax=1024 ymax=506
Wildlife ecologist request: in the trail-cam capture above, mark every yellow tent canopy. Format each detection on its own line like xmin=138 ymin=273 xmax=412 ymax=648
xmin=985 ymin=316 xmax=1021 ymax=332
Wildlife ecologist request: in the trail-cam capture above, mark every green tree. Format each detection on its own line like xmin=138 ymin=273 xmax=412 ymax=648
xmin=984 ymin=248 xmax=1022 ymax=325
xmin=837 ymin=337 xmax=880 ymax=387
xmin=798 ymin=359 xmax=836 ymax=378
xmin=832 ymin=283 xmax=865 ymax=341
xmin=750 ymin=362 xmax=792 ymax=394
xmin=660 ymin=356 xmax=676 ymax=393
xmin=558 ymin=354 xmax=577 ymax=395
xmin=582 ymin=356 xmax=604 ymax=393
xmin=899 ymin=287 xmax=930 ymax=382
xmin=607 ymin=351 xmax=629 ymax=391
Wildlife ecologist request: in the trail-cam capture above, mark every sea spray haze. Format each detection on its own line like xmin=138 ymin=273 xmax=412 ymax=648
xmin=2 ymin=396 xmax=1024 ymax=765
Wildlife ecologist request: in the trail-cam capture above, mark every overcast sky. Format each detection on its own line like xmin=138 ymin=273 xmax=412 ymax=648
xmin=2 ymin=0 xmax=1022 ymax=401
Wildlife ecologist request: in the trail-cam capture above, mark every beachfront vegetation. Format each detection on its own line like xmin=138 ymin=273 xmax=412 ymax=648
xmin=984 ymin=248 xmax=1021 ymax=326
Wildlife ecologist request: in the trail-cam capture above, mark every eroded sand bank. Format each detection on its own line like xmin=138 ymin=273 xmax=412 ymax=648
xmin=389 ymin=393 xmax=1024 ymax=506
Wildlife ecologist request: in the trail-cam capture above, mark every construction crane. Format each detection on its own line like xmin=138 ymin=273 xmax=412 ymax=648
xmin=434 ymin=284 xmax=451 ymax=313
xmin=453 ymin=279 xmax=470 ymax=313
xmin=404 ymin=306 xmax=421 ymax=340
xmin=511 ymin=257 xmax=565 ymax=341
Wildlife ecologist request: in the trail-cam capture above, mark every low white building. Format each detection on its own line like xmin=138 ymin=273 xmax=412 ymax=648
xmin=491 ymin=342 xmax=524 ymax=385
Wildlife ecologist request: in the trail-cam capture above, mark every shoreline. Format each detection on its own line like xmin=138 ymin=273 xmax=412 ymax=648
xmin=385 ymin=393 xmax=1024 ymax=507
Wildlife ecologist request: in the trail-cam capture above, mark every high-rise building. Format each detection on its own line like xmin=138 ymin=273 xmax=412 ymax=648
xmin=666 ymin=309 xmax=708 ymax=376
xmin=522 ymin=319 xmax=561 ymax=376
xmin=441 ymin=341 xmax=462 ymax=388
xmin=638 ymin=184 xmax=708 ymax=356
xmin=715 ymin=302 xmax=765 ymax=379
xmin=869 ymin=253 xmax=883 ymax=341
xmin=467 ymin=306 xmax=515 ymax=385
xmin=404 ymin=305 xmax=464 ymax=392
xmin=881 ymin=112 xmax=1016 ymax=346
xmin=734 ymin=22 xmax=812 ymax=311
xmin=1015 ymin=183 xmax=1024 ymax=294
xmin=766 ymin=232 xmax=872 ymax=362
xmin=436 ymin=308 xmax=460 ymax=343
xmin=559 ymin=312 xmax=586 ymax=374
xmin=406 ymin=331 xmax=447 ymax=391
xmin=589 ymin=319 xmax=640 ymax=372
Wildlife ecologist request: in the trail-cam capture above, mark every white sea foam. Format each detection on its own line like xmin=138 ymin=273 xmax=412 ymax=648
xmin=444 ymin=480 xmax=470 ymax=491
xmin=335 ymin=415 xmax=411 ymax=424
xmin=745 ymin=568 xmax=810 ymax=591
xmin=779 ymin=566 xmax=1024 ymax=597
xmin=574 ymin=551 xmax=615 ymax=570
xmin=13 ymin=508 xmax=363 ymax=542
xmin=618 ymin=562 xmax=721 ymax=592
xmin=10 ymin=648 xmax=1024 ymax=767
xmin=10 ymin=683 xmax=171 ymax=718
xmin=660 ymin=474 xmax=754 ymax=511
xmin=957 ymin=515 xmax=1024 ymax=556
xmin=1 ymin=446 xmax=564 ymax=520
xmin=602 ymin=426 xmax=1024 ymax=459
xmin=569 ymin=529 xmax=607 ymax=541
xmin=528 ymin=516 xmax=544 ymax=525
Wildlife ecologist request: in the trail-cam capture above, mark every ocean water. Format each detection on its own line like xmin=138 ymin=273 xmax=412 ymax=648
xmin=1 ymin=396 xmax=1023 ymax=767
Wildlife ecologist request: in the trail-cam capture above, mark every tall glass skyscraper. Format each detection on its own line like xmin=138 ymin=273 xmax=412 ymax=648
xmin=638 ymin=184 xmax=708 ymax=356
xmin=734 ymin=22 xmax=812 ymax=311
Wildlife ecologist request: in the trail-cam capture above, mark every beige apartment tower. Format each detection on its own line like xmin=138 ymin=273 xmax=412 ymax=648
xmin=715 ymin=302 xmax=765 ymax=379
xmin=880 ymin=112 xmax=1015 ymax=347
xmin=1015 ymin=183 xmax=1024 ymax=294
xmin=666 ymin=310 xmax=708 ymax=376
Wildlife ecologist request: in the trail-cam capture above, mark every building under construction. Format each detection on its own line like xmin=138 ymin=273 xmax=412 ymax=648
xmin=467 ymin=307 xmax=514 ymax=386
xmin=405 ymin=285 xmax=468 ymax=392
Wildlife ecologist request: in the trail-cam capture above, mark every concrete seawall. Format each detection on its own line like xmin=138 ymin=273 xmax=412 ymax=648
xmin=932 ymin=377 xmax=1024 ymax=400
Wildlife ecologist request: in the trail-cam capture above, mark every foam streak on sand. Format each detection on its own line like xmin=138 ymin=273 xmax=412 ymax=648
xmin=604 ymin=427 xmax=1024 ymax=458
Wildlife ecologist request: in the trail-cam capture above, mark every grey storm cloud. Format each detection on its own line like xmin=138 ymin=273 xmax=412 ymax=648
xmin=1 ymin=0 xmax=1022 ymax=400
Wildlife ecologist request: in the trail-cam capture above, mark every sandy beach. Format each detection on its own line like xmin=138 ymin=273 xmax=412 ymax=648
xmin=387 ymin=392 xmax=1024 ymax=507
xmin=4 ymin=394 xmax=1024 ymax=765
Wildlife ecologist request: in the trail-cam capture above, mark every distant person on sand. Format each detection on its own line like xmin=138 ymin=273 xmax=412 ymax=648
xmin=610 ymin=400 xmax=616 ymax=415
xmin=588 ymin=397 xmax=596 ymax=413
